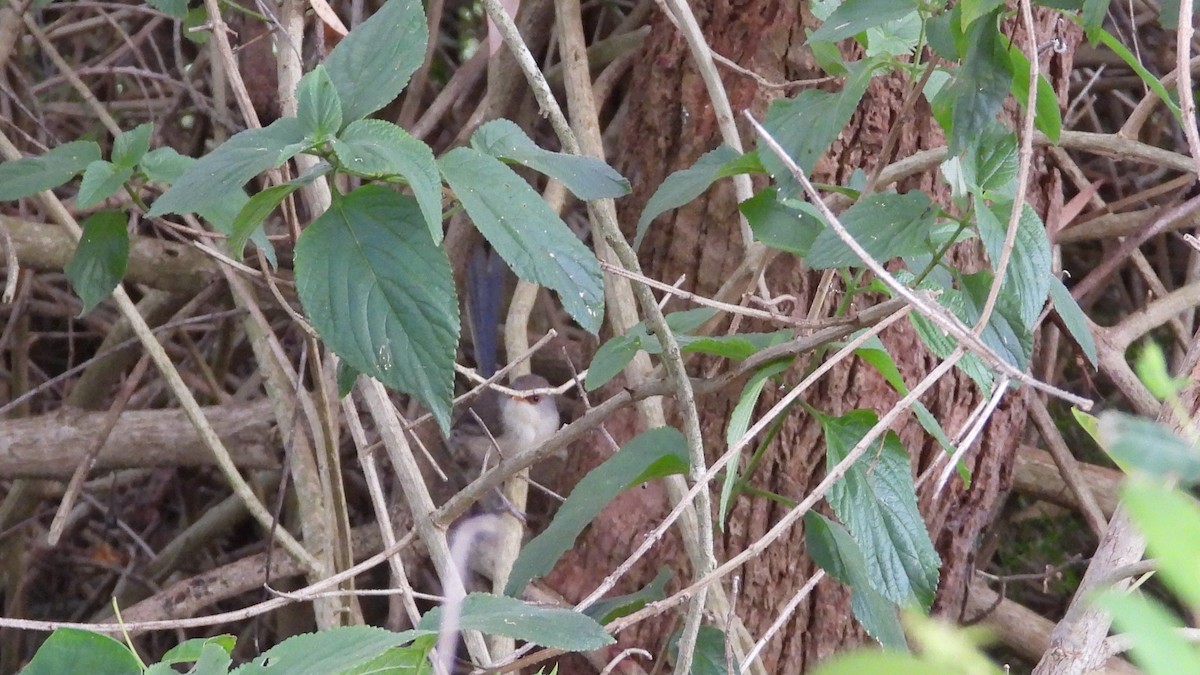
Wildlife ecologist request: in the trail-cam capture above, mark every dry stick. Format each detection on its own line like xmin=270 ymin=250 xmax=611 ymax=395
xmin=356 ymin=379 xmax=493 ymax=667
xmin=0 ymin=130 xmax=321 ymax=573
xmin=546 ymin=1 xmax=723 ymax=671
xmin=745 ymin=113 xmax=1093 ymax=411
xmin=976 ymin=0 xmax=1039 ymax=334
xmin=47 ymin=353 xmax=151 ymax=546
xmin=1176 ymin=0 xmax=1200 ymax=178
xmin=1028 ymin=396 xmax=1108 ymax=538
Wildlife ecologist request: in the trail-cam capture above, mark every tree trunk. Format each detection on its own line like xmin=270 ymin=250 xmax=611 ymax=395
xmin=545 ymin=2 xmax=1078 ymax=671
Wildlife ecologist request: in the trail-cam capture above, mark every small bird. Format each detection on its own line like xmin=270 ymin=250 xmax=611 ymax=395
xmin=447 ymin=374 xmax=560 ymax=474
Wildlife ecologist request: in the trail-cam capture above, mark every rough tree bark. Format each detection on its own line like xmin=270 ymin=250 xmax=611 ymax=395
xmin=545 ymin=2 xmax=1079 ymax=671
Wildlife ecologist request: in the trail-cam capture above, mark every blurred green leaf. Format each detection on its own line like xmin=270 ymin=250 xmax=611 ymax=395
xmin=1098 ymin=411 xmax=1200 ymax=484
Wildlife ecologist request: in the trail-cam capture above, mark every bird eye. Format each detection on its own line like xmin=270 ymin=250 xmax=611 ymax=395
xmin=525 ymin=394 xmax=542 ymax=404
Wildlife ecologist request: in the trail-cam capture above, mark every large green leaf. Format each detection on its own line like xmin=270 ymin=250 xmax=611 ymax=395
xmin=296 ymin=64 xmax=342 ymax=143
xmin=323 ymin=0 xmax=428 ymax=124
xmin=419 ymin=593 xmax=615 ymax=651
xmin=1122 ymin=478 xmax=1200 ymax=610
xmin=959 ymin=269 xmax=1034 ymax=370
xmin=0 ymin=140 xmax=100 ymax=200
xmin=907 ymin=287 xmax=995 ymax=393
xmin=232 ymin=626 xmax=426 ymax=674
xmin=974 ymin=199 xmax=1051 ymax=330
xmin=808 ymin=0 xmax=920 ymax=43
xmin=1098 ymin=412 xmax=1200 ymax=485
xmin=741 ymin=187 xmax=825 ymax=256
xmin=65 ymin=211 xmax=129 ymax=315
xmin=146 ymin=117 xmax=309 ymax=218
xmin=818 ymin=409 xmax=940 ymax=609
xmin=807 ymin=191 xmax=935 ymax=269
xmin=439 ymin=147 xmax=604 ymax=334
xmin=1098 ymin=589 xmax=1200 ymax=675
xmin=760 ymin=60 xmax=875 ymax=192
xmin=21 ymin=628 xmax=140 ymax=675
xmin=806 ymin=512 xmax=908 ymax=648
xmin=294 ymin=185 xmax=458 ymax=432
xmin=331 ymin=119 xmax=442 ymax=242
xmin=948 ymin=9 xmax=1012 ymax=154
xmin=228 ymin=163 xmax=332 ymax=259
xmin=471 ymin=119 xmax=629 ymax=200
xmin=506 ymin=427 xmax=689 ymax=595
xmin=635 ymin=144 xmax=739 ymax=248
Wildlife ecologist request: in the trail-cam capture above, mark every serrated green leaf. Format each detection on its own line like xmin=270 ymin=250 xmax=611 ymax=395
xmin=232 ymin=626 xmax=427 ymax=674
xmin=229 ymin=164 xmax=332 ymax=259
xmin=331 ymin=119 xmax=442 ymax=242
xmin=294 ymin=185 xmax=458 ymax=433
xmin=471 ymin=119 xmax=629 ymax=200
xmin=147 ymin=117 xmax=309 ymax=217
xmin=506 ymin=427 xmax=689 ymax=595
xmin=1098 ymin=588 xmax=1200 ymax=675
xmin=77 ymin=160 xmax=133 ymax=209
xmin=808 ymin=0 xmax=920 ymax=43
xmin=635 ymin=144 xmax=739 ymax=248
xmin=907 ymin=288 xmax=995 ymax=393
xmin=974 ymin=199 xmax=1051 ymax=330
xmin=324 ymin=0 xmax=428 ymax=124
xmin=948 ymin=10 xmax=1012 ymax=154
xmin=420 ymin=594 xmax=615 ymax=651
xmin=1009 ymin=46 xmax=1062 ymax=143
xmin=805 ymin=512 xmax=908 ymax=648
xmin=960 ymin=127 xmax=1018 ymax=196
xmin=157 ymin=635 xmax=236 ymax=665
xmin=959 ymin=269 xmax=1034 ymax=370
xmin=296 ymin=65 xmax=342 ymax=142
xmin=742 ymin=187 xmax=825 ymax=256
xmin=340 ymin=644 xmax=430 ymax=674
xmin=112 ymin=122 xmax=153 ymax=168
xmin=760 ymin=59 xmax=876 ymax=193
xmin=65 ymin=211 xmax=129 ymax=315
xmin=1048 ymin=275 xmax=1097 ymax=367
xmin=807 ymin=191 xmax=935 ymax=269
xmin=0 ymin=140 xmax=100 ymax=201
xmin=1098 ymin=411 xmax=1200 ymax=484
xmin=818 ymin=409 xmax=941 ymax=609
xmin=848 ymin=336 xmax=956 ymax=458
xmin=584 ymin=567 xmax=671 ymax=624
xmin=21 ymin=628 xmax=141 ymax=675
xmin=439 ymin=147 xmax=604 ymax=334
xmin=1122 ymin=479 xmax=1200 ymax=611
xmin=667 ymin=625 xmax=738 ymax=675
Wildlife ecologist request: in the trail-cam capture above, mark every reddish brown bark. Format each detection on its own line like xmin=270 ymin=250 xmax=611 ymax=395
xmin=545 ymin=3 xmax=1078 ymax=671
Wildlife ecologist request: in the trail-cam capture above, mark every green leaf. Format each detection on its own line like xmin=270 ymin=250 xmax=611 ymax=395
xmin=439 ymin=147 xmax=604 ymax=334
xmin=585 ymin=331 xmax=644 ymax=391
xmin=677 ymin=329 xmax=793 ymax=360
xmin=336 ymin=360 xmax=360 ymax=398
xmin=471 ymin=119 xmax=630 ymax=200
xmin=807 ymin=191 xmax=935 ymax=269
xmin=1098 ymin=589 xmax=1200 ymax=675
xmin=112 ymin=122 xmax=153 ymax=168
xmin=147 ymin=0 xmax=187 ymax=19
xmin=157 ymin=635 xmax=236 ymax=664
xmin=340 ymin=643 xmax=431 ymax=674
xmin=506 ymin=427 xmax=689 ymax=595
xmin=0 ymin=140 xmax=100 ymax=200
xmin=721 ymin=358 xmax=791 ymax=528
xmin=148 ymin=635 xmax=236 ymax=674
xmin=808 ymin=0 xmax=920 ymax=43
xmin=232 ymin=626 xmax=426 ymax=674
xmin=1009 ymin=46 xmax=1062 ymax=143
xmin=849 ymin=336 xmax=956 ymax=457
xmin=974 ymin=199 xmax=1052 ymax=330
xmin=1135 ymin=341 xmax=1186 ymax=400
xmin=948 ymin=10 xmax=1012 ymax=154
xmin=331 ymin=119 xmax=443 ymax=242
xmin=146 ymin=117 xmax=309 ymax=217
xmin=806 ymin=512 xmax=908 ymax=648
xmin=65 ymin=211 xmax=129 ymax=315
xmin=959 ymin=270 xmax=1034 ymax=370
xmin=583 ymin=567 xmax=671 ymax=624
xmin=1097 ymin=411 xmax=1200 ymax=484
xmin=925 ymin=6 xmax=964 ymax=60
xmin=717 ymin=150 xmax=766 ymax=178
xmin=296 ymin=65 xmax=342 ymax=142
xmin=959 ymin=127 xmax=1018 ymax=196
xmin=1051 ymin=276 xmax=1099 ymax=365
xmin=742 ymin=187 xmax=825 ymax=256
xmin=324 ymin=0 xmax=428 ymax=124
xmin=294 ymin=185 xmax=459 ymax=433
xmin=21 ymin=628 xmax=141 ymax=675
xmin=810 ymin=651 xmax=938 ymax=675
xmin=818 ymin=409 xmax=941 ymax=609
xmin=960 ymin=0 xmax=1006 ymax=30
xmin=907 ymin=288 xmax=995 ymax=393
xmin=1082 ymin=0 xmax=1112 ymax=42
xmin=666 ymin=625 xmax=737 ymax=675
xmin=420 ymin=594 xmax=615 ymax=651
xmin=1089 ymin=24 xmax=1180 ymax=119
xmin=635 ymin=144 xmax=739 ymax=248
xmin=77 ymin=160 xmax=133 ymax=209
xmin=229 ymin=163 xmax=332 ymax=259
xmin=1122 ymin=478 xmax=1200 ymax=610
xmin=760 ymin=60 xmax=875 ymax=191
